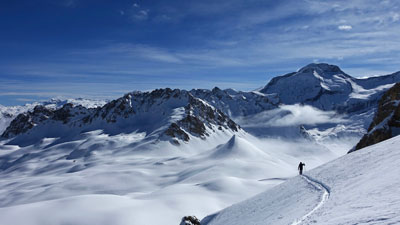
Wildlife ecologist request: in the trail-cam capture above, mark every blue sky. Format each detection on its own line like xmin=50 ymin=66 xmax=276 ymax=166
xmin=1 ymin=0 xmax=400 ymax=105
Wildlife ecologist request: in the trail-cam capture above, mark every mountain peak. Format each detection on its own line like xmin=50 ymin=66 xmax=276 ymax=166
xmin=298 ymin=63 xmax=344 ymax=75
xmin=259 ymin=62 xmax=353 ymax=109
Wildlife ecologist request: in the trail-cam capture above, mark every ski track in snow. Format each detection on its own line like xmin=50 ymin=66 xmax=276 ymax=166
xmin=291 ymin=174 xmax=330 ymax=225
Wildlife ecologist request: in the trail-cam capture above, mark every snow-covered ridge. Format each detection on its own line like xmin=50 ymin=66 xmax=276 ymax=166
xmin=190 ymin=87 xmax=278 ymax=117
xmin=0 ymin=98 xmax=107 ymax=134
xmin=1 ymin=88 xmax=240 ymax=146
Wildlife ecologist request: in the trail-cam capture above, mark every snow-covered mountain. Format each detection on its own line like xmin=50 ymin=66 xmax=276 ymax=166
xmin=3 ymin=63 xmax=400 ymax=144
xmin=260 ymin=63 xmax=399 ymax=113
xmin=201 ymin=135 xmax=400 ymax=225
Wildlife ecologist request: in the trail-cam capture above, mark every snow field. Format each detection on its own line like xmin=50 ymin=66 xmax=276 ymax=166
xmin=203 ymin=135 xmax=400 ymax=225
xmin=0 ymin=129 xmax=351 ymax=225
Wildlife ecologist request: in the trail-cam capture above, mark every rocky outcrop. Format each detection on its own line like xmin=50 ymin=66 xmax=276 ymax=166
xmin=164 ymin=95 xmax=240 ymax=143
xmin=179 ymin=216 xmax=201 ymax=225
xmin=2 ymin=105 xmax=53 ymax=138
xmin=350 ymin=83 xmax=400 ymax=152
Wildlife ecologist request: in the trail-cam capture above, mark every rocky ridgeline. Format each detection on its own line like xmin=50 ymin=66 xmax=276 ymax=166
xmin=2 ymin=104 xmax=93 ymax=139
xmin=190 ymin=87 xmax=278 ymax=117
xmin=1 ymin=88 xmax=240 ymax=144
xmin=351 ymin=83 xmax=400 ymax=152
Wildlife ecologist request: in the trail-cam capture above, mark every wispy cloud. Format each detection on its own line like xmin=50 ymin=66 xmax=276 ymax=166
xmin=338 ymin=25 xmax=352 ymax=30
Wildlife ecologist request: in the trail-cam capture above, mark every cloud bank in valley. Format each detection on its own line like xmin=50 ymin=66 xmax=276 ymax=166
xmin=236 ymin=104 xmax=347 ymax=127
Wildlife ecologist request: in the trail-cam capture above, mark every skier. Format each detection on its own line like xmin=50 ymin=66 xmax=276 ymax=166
xmin=298 ymin=162 xmax=305 ymax=175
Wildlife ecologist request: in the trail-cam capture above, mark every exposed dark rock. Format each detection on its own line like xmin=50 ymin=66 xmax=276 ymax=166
xmin=163 ymin=94 xmax=240 ymax=142
xmin=180 ymin=115 xmax=207 ymax=138
xmin=1 ymin=105 xmax=53 ymax=138
xmin=53 ymin=103 xmax=73 ymax=123
xmin=1 ymin=104 xmax=93 ymax=139
xmin=164 ymin=123 xmax=190 ymax=142
xmin=180 ymin=216 xmax=201 ymax=225
xmin=351 ymin=83 xmax=400 ymax=152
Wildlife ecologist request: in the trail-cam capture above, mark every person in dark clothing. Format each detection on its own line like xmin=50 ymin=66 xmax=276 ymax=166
xmin=298 ymin=162 xmax=305 ymax=175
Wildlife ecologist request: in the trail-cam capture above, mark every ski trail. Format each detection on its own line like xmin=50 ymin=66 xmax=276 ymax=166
xmin=290 ymin=174 xmax=330 ymax=225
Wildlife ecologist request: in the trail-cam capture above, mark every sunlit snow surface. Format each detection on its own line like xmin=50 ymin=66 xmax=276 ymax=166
xmin=203 ymin=135 xmax=400 ymax=225
xmin=0 ymin=126 xmax=355 ymax=225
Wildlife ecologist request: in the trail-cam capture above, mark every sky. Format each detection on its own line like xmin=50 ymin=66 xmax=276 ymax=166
xmin=1 ymin=0 xmax=400 ymax=105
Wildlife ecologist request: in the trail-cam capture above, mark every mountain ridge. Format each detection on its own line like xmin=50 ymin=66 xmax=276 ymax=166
xmin=2 ymin=63 xmax=400 ymax=146
xmin=1 ymin=88 xmax=240 ymax=146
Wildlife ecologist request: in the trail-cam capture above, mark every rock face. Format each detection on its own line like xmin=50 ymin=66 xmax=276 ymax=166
xmin=163 ymin=93 xmax=240 ymax=143
xmin=351 ymin=83 xmax=400 ymax=152
xmin=180 ymin=216 xmax=201 ymax=225
xmin=1 ymin=88 xmax=240 ymax=145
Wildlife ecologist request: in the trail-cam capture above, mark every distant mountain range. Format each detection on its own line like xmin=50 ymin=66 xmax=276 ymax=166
xmin=1 ymin=63 xmax=400 ymax=148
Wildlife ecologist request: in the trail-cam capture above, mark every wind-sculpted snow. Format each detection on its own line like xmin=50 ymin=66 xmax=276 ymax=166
xmin=0 ymin=128 xmax=347 ymax=225
xmin=202 ymin=135 xmax=400 ymax=225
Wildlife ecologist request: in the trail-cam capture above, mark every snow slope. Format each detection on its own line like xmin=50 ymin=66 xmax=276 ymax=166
xmin=0 ymin=130 xmax=345 ymax=225
xmin=202 ymin=135 xmax=400 ymax=225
